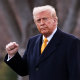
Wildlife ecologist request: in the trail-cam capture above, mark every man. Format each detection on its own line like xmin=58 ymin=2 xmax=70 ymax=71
xmin=4 ymin=5 xmax=80 ymax=80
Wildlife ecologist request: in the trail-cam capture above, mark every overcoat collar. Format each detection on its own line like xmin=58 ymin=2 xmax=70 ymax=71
xmin=34 ymin=28 xmax=63 ymax=66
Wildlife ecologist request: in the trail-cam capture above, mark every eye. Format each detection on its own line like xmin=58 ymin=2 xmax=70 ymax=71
xmin=43 ymin=18 xmax=48 ymax=21
xmin=36 ymin=19 xmax=41 ymax=23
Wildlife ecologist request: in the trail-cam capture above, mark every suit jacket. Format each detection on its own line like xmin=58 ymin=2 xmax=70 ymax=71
xmin=4 ymin=28 xmax=80 ymax=80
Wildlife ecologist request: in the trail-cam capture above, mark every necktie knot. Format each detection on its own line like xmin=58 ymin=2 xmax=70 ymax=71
xmin=44 ymin=38 xmax=48 ymax=43
xmin=41 ymin=38 xmax=48 ymax=54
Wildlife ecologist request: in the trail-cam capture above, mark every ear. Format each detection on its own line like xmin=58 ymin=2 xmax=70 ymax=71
xmin=52 ymin=18 xmax=56 ymax=23
xmin=54 ymin=17 xmax=57 ymax=21
xmin=52 ymin=17 xmax=58 ymax=26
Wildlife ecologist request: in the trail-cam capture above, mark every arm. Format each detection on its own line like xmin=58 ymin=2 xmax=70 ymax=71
xmin=4 ymin=42 xmax=30 ymax=76
xmin=67 ymin=39 xmax=80 ymax=80
xmin=4 ymin=52 xmax=29 ymax=76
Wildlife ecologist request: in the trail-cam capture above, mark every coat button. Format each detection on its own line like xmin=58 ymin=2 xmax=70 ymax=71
xmin=36 ymin=67 xmax=39 ymax=71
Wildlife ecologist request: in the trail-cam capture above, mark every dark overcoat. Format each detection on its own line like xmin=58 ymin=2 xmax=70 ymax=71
xmin=4 ymin=28 xmax=80 ymax=80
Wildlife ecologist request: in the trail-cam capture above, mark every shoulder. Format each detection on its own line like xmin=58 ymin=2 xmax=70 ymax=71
xmin=57 ymin=28 xmax=80 ymax=43
xmin=60 ymin=29 xmax=79 ymax=41
xmin=58 ymin=29 xmax=80 ymax=51
xmin=29 ymin=34 xmax=42 ymax=41
xmin=27 ymin=34 xmax=42 ymax=45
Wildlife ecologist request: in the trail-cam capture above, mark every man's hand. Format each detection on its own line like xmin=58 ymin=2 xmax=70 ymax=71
xmin=6 ymin=42 xmax=19 ymax=57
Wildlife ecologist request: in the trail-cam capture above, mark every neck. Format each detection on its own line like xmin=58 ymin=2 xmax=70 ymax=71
xmin=43 ymin=27 xmax=57 ymax=38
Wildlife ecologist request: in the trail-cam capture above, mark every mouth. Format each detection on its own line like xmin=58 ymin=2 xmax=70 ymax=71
xmin=40 ymin=27 xmax=48 ymax=33
xmin=40 ymin=28 xmax=47 ymax=32
xmin=40 ymin=26 xmax=48 ymax=30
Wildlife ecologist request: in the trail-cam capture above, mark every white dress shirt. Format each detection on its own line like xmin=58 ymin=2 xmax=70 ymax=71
xmin=42 ymin=27 xmax=57 ymax=44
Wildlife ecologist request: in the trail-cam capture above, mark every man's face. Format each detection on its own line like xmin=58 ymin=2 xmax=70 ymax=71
xmin=34 ymin=10 xmax=57 ymax=37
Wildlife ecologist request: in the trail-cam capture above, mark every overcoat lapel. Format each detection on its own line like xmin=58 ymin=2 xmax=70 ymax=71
xmin=36 ymin=28 xmax=63 ymax=65
xmin=33 ymin=34 xmax=42 ymax=65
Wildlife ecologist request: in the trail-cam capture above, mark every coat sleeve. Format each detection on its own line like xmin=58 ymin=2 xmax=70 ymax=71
xmin=67 ymin=39 xmax=80 ymax=80
xmin=4 ymin=39 xmax=31 ymax=76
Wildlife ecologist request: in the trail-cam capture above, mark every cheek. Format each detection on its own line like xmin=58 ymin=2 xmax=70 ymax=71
xmin=46 ymin=22 xmax=53 ymax=27
xmin=36 ymin=25 xmax=41 ymax=31
xmin=46 ymin=22 xmax=54 ymax=31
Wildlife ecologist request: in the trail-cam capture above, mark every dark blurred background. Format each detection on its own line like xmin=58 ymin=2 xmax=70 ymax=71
xmin=0 ymin=0 xmax=80 ymax=80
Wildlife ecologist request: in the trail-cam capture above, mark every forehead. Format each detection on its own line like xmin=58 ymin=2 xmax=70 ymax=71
xmin=35 ymin=10 xmax=52 ymax=19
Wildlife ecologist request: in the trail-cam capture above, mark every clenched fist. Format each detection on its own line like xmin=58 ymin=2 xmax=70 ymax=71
xmin=6 ymin=42 xmax=19 ymax=57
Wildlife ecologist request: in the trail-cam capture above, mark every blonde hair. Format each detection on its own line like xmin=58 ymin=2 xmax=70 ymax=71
xmin=33 ymin=5 xmax=57 ymax=19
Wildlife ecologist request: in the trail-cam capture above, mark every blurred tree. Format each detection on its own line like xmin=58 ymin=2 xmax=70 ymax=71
xmin=0 ymin=0 xmax=80 ymax=80
xmin=62 ymin=0 xmax=80 ymax=33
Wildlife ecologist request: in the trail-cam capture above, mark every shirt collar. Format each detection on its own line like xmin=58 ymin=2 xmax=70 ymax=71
xmin=43 ymin=27 xmax=57 ymax=43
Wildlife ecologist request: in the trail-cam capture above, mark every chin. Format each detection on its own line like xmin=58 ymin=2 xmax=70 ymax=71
xmin=41 ymin=30 xmax=47 ymax=34
xmin=41 ymin=32 xmax=48 ymax=37
xmin=41 ymin=32 xmax=47 ymax=35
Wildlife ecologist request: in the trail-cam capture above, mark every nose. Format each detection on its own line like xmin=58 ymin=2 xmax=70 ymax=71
xmin=40 ymin=19 xmax=44 ymax=25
